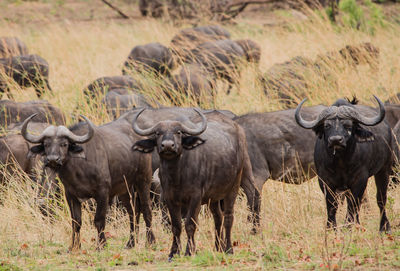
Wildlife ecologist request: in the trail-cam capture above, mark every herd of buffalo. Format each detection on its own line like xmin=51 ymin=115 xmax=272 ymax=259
xmin=1 ymin=24 xmax=400 ymax=261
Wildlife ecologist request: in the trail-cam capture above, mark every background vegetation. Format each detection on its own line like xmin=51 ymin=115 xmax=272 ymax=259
xmin=0 ymin=0 xmax=400 ymax=270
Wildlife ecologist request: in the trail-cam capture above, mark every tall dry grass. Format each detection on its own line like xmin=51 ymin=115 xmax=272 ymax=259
xmin=0 ymin=8 xmax=400 ymax=270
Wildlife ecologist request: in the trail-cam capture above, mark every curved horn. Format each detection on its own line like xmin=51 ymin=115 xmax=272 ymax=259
xmin=21 ymin=114 xmax=46 ymax=143
xmin=62 ymin=115 xmax=95 ymax=144
xmin=132 ymin=108 xmax=158 ymax=136
xmin=180 ymin=108 xmax=207 ymax=135
xmin=351 ymin=95 xmax=385 ymax=126
xmin=295 ymin=99 xmax=321 ymax=129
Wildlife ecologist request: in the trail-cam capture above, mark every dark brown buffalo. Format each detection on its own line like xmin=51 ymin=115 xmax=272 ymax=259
xmin=234 ymin=39 xmax=261 ymax=64
xmin=0 ymin=37 xmax=29 ymax=58
xmin=165 ymin=64 xmax=216 ymax=105
xmin=0 ymin=54 xmax=52 ymax=98
xmin=132 ymin=108 xmax=255 ymax=260
xmin=21 ymin=114 xmax=155 ymax=250
xmin=122 ymin=42 xmax=176 ymax=76
xmin=295 ymin=96 xmax=393 ymax=232
xmin=171 ymin=25 xmax=231 ymax=62
xmin=0 ymin=100 xmax=65 ymax=128
xmin=188 ymin=39 xmax=246 ymax=94
xmin=0 ymin=122 xmax=50 ymax=183
xmin=261 ymin=56 xmax=337 ymax=108
xmin=83 ymin=75 xmax=140 ymax=100
xmin=102 ymin=89 xmax=154 ymax=119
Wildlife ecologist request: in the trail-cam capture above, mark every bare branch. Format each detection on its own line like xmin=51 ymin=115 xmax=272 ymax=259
xmin=100 ymin=0 xmax=130 ymax=19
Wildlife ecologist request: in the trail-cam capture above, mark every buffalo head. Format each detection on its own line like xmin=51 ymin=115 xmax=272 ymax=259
xmin=295 ymin=96 xmax=385 ymax=153
xmin=132 ymin=109 xmax=207 ymax=160
xmin=21 ymin=114 xmax=95 ymax=169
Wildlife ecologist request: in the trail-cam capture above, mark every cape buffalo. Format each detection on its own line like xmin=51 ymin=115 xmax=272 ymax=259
xmin=171 ymin=25 xmax=231 ymax=62
xmin=0 ymin=37 xmax=29 ymax=58
xmin=188 ymin=39 xmax=246 ymax=94
xmin=103 ymin=90 xmax=154 ymax=119
xmin=122 ymin=42 xmax=176 ymax=76
xmin=21 ymin=114 xmax=155 ymax=250
xmin=234 ymin=105 xmax=326 ymax=206
xmin=83 ymin=75 xmax=140 ymax=100
xmin=0 ymin=122 xmax=50 ymax=183
xmin=0 ymin=54 xmax=52 ymax=98
xmin=234 ymin=39 xmax=261 ymax=64
xmin=0 ymin=100 xmax=65 ymax=128
xmin=165 ymin=64 xmax=216 ymax=105
xmin=132 ymin=108 xmax=255 ymax=260
xmin=295 ymin=96 xmax=393 ymax=232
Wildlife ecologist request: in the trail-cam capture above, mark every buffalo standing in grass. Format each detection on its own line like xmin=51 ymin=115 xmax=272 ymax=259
xmin=171 ymin=25 xmax=231 ymax=62
xmin=103 ymin=89 xmax=154 ymax=119
xmin=188 ymin=39 xmax=247 ymax=94
xmin=0 ymin=37 xmax=29 ymax=58
xmin=0 ymin=100 xmax=65 ymax=128
xmin=0 ymin=55 xmax=52 ymax=98
xmin=132 ymin=109 xmax=256 ymax=260
xmin=122 ymin=42 xmax=176 ymax=76
xmin=165 ymin=64 xmax=216 ymax=105
xmin=83 ymin=75 xmax=140 ymax=101
xmin=295 ymin=97 xmax=392 ymax=232
xmin=21 ymin=114 xmax=155 ymax=250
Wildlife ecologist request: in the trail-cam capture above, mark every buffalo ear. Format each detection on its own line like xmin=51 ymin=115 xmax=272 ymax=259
xmin=312 ymin=124 xmax=324 ymax=139
xmin=182 ymin=136 xmax=205 ymax=150
xmin=133 ymin=139 xmax=156 ymax=153
xmin=69 ymin=144 xmax=86 ymax=159
xmin=354 ymin=125 xmax=375 ymax=142
xmin=28 ymin=144 xmax=44 ymax=158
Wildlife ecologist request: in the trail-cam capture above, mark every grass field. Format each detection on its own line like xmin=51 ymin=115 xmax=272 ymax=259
xmin=1 ymin=1 xmax=400 ymax=270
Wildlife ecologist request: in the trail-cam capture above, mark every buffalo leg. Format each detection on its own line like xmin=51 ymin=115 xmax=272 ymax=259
xmin=166 ymin=201 xmax=182 ymax=261
xmin=119 ymin=190 xmax=140 ymax=248
xmin=240 ymin=174 xmax=261 ymax=234
xmin=375 ymin=170 xmax=391 ymax=233
xmin=66 ymin=192 xmax=82 ymax=251
xmin=184 ymin=196 xmax=201 ymax=256
xmin=136 ymin=180 xmax=155 ymax=245
xmin=94 ymin=193 xmax=109 ymax=249
xmin=209 ymin=201 xmax=223 ymax=251
xmin=319 ymin=180 xmax=339 ymax=229
xmin=346 ymin=180 xmax=368 ymax=226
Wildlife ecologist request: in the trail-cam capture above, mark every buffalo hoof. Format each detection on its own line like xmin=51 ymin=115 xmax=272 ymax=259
xmin=379 ymin=222 xmax=391 ymax=234
xmin=225 ymin=247 xmax=234 ymax=254
xmin=147 ymin=230 xmax=156 ymax=245
xmin=168 ymin=256 xmax=173 ymax=262
xmin=125 ymin=238 xmax=135 ymax=249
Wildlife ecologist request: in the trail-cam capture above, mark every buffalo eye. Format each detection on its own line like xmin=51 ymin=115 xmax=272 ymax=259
xmin=176 ymin=130 xmax=182 ymax=135
xmin=324 ymin=123 xmax=331 ymax=129
xmin=60 ymin=142 xmax=68 ymax=147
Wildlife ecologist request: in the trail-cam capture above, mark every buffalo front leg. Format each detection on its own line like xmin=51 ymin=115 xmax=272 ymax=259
xmin=184 ymin=196 xmax=201 ymax=256
xmin=346 ymin=180 xmax=368 ymax=227
xmin=209 ymin=201 xmax=223 ymax=251
xmin=319 ymin=179 xmax=339 ymax=229
xmin=66 ymin=192 xmax=82 ymax=252
xmin=375 ymin=170 xmax=391 ymax=233
xmin=166 ymin=201 xmax=182 ymax=261
xmin=94 ymin=193 xmax=109 ymax=250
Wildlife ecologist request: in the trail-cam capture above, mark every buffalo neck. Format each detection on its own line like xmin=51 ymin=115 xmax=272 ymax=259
xmin=159 ymin=155 xmax=182 ymax=188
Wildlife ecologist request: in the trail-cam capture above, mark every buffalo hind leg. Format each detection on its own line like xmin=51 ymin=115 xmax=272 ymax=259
xmin=94 ymin=193 xmax=109 ymax=250
xmin=184 ymin=196 xmax=201 ymax=256
xmin=166 ymin=201 xmax=182 ymax=261
xmin=119 ymin=190 xmax=140 ymax=248
xmin=66 ymin=192 xmax=82 ymax=252
xmin=136 ymin=179 xmax=155 ymax=245
xmin=375 ymin=170 xmax=391 ymax=233
xmin=209 ymin=201 xmax=224 ymax=251
xmin=241 ymin=173 xmax=261 ymax=234
xmin=223 ymin=181 xmax=241 ymax=254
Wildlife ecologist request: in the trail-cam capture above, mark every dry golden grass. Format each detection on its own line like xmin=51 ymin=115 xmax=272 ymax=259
xmin=1 ymin=4 xmax=400 ymax=270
